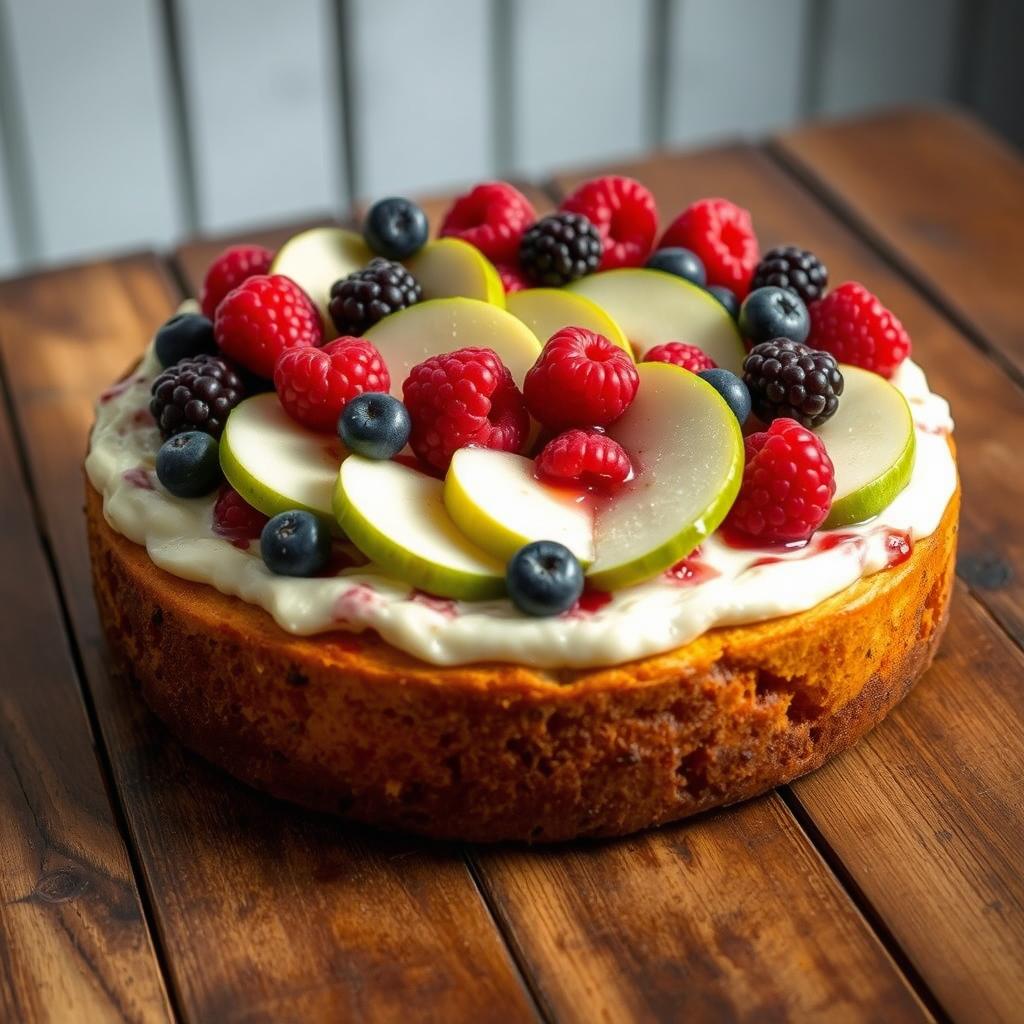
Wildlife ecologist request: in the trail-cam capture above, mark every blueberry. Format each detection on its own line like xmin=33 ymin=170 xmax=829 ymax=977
xmin=363 ymin=197 xmax=429 ymax=260
xmin=154 ymin=313 xmax=217 ymax=368
xmin=698 ymin=368 xmax=751 ymax=426
xmin=260 ymin=510 xmax=331 ymax=577
xmin=338 ymin=393 xmax=411 ymax=460
xmin=645 ymin=247 xmax=706 ymax=287
xmin=738 ymin=286 xmax=810 ymax=346
xmin=506 ymin=540 xmax=584 ymax=617
xmin=155 ymin=430 xmax=222 ymax=497
xmin=707 ymin=285 xmax=739 ymax=319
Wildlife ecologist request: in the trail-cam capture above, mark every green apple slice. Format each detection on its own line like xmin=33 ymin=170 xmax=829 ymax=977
xmin=818 ymin=365 xmax=916 ymax=528
xmin=220 ymin=393 xmax=343 ymax=522
xmin=568 ymin=268 xmax=746 ymax=373
xmin=588 ymin=361 xmax=744 ymax=590
xmin=405 ymin=237 xmax=505 ymax=306
xmin=505 ymin=287 xmax=633 ymax=357
xmin=270 ymin=227 xmax=372 ymax=327
xmin=363 ymin=297 xmax=542 ymax=391
xmin=333 ymin=456 xmax=506 ymax=600
xmin=444 ymin=449 xmax=594 ymax=564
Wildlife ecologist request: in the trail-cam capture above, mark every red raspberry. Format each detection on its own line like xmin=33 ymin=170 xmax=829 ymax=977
xmin=536 ymin=429 xmax=633 ymax=491
xmin=200 ymin=244 xmax=274 ymax=319
xmin=212 ymin=486 xmax=269 ymax=542
xmin=809 ymin=281 xmax=911 ymax=378
xmin=643 ymin=341 xmax=716 ymax=372
xmin=403 ymin=347 xmax=529 ymax=472
xmin=560 ymin=175 xmax=658 ymax=270
xmin=495 ymin=261 xmax=529 ymax=294
xmin=725 ymin=418 xmax=835 ymax=543
xmin=439 ymin=182 xmax=536 ymax=264
xmin=215 ymin=274 xmax=322 ymax=379
xmin=524 ymin=327 xmax=639 ymax=430
xmin=274 ymin=337 xmax=390 ymax=432
xmin=659 ymin=198 xmax=759 ymax=297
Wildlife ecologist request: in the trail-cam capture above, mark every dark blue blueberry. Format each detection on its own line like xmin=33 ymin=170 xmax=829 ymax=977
xmin=738 ymin=286 xmax=810 ymax=346
xmin=645 ymin=246 xmax=706 ymax=287
xmin=698 ymin=368 xmax=751 ymax=426
xmin=155 ymin=430 xmax=222 ymax=497
xmin=338 ymin=392 xmax=411 ymax=460
xmin=154 ymin=313 xmax=217 ymax=368
xmin=506 ymin=540 xmax=584 ymax=617
xmin=363 ymin=197 xmax=429 ymax=260
xmin=260 ymin=510 xmax=331 ymax=577
xmin=707 ymin=285 xmax=739 ymax=319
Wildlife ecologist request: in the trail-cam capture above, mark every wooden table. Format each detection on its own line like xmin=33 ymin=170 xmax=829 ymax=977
xmin=2 ymin=106 xmax=1022 ymax=1024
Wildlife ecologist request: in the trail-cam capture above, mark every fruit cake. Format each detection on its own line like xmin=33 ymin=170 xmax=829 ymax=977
xmin=85 ymin=179 xmax=959 ymax=842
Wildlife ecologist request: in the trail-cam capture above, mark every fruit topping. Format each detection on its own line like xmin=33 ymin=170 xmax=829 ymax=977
xmin=495 ymin=261 xmax=530 ymax=294
xmin=260 ymin=509 xmax=331 ymax=577
xmin=213 ymin=486 xmax=269 ymax=542
xmin=658 ymin=198 xmax=759 ymax=296
xmin=150 ymin=353 xmax=244 ymax=439
xmin=274 ymin=337 xmax=390 ymax=433
xmin=506 ymin=540 xmax=585 ymax=617
xmin=809 ymin=281 xmax=911 ymax=378
xmin=696 ymin=368 xmax=751 ymax=426
xmin=523 ymin=326 xmax=638 ymax=430
xmin=338 ymin=392 xmax=411 ymax=460
xmin=439 ymin=182 xmax=536 ymax=263
xmin=215 ymin=274 xmax=322 ymax=379
xmin=725 ymin=418 xmax=836 ymax=544
xmin=535 ymin=429 xmax=633 ymax=491
xmin=707 ymin=285 xmax=739 ymax=318
xmin=643 ymin=341 xmax=716 ymax=372
xmin=560 ymin=175 xmax=658 ymax=270
xmin=645 ymin=246 xmax=706 ymax=286
xmin=406 ymin=238 xmax=505 ymax=304
xmin=743 ymin=338 xmax=843 ymax=428
xmin=738 ymin=285 xmax=810 ymax=346
xmin=155 ymin=431 xmax=222 ymax=498
xmin=751 ymin=245 xmax=828 ymax=306
xmin=519 ymin=212 xmax=602 ymax=286
xmin=505 ymin=288 xmax=632 ymax=357
xmin=154 ymin=313 xmax=217 ymax=368
xmin=200 ymin=244 xmax=274 ymax=320
xmin=328 ymin=257 xmax=421 ymax=336
xmin=403 ymin=346 xmax=529 ymax=472
xmin=363 ymin=197 xmax=429 ymax=260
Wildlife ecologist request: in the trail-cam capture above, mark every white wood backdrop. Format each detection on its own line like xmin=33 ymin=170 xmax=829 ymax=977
xmin=0 ymin=0 xmax=1018 ymax=275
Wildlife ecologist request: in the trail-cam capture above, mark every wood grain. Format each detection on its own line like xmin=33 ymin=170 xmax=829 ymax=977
xmin=0 ymin=258 xmax=538 ymax=1024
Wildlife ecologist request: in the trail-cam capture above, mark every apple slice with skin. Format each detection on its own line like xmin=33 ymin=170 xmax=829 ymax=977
xmin=587 ymin=361 xmax=744 ymax=590
xmin=334 ymin=456 xmax=506 ymax=600
xmin=405 ymin=237 xmax=505 ymax=306
xmin=220 ymin=393 xmax=343 ymax=522
xmin=817 ymin=365 xmax=916 ymax=528
xmin=444 ymin=449 xmax=594 ymax=565
xmin=505 ymin=287 xmax=632 ymax=357
xmin=568 ymin=268 xmax=746 ymax=373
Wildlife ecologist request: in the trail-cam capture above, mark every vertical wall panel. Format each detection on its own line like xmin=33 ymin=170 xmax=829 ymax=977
xmin=970 ymin=0 xmax=1024 ymax=149
xmin=0 ymin=132 xmax=17 ymax=274
xmin=509 ymin=0 xmax=651 ymax=177
xmin=177 ymin=0 xmax=344 ymax=233
xmin=1 ymin=0 xmax=181 ymax=262
xmin=664 ymin=0 xmax=808 ymax=146
xmin=346 ymin=0 xmax=492 ymax=200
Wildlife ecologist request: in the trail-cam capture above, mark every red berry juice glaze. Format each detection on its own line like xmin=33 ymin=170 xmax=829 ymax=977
xmin=884 ymin=529 xmax=913 ymax=567
xmin=664 ymin=554 xmax=719 ymax=586
xmin=410 ymin=590 xmax=459 ymax=617
xmin=573 ymin=587 xmax=613 ymax=614
xmin=122 ymin=467 xmax=154 ymax=490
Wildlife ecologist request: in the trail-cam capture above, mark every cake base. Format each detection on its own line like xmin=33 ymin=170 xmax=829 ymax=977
xmin=86 ymin=481 xmax=958 ymax=843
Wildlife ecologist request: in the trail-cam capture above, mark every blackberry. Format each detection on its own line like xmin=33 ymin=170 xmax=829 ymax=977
xmin=150 ymin=353 xmax=244 ymax=440
xmin=751 ymin=245 xmax=828 ymax=306
xmin=519 ymin=212 xmax=602 ymax=286
xmin=742 ymin=338 xmax=843 ymax=428
xmin=328 ymin=257 xmax=421 ymax=336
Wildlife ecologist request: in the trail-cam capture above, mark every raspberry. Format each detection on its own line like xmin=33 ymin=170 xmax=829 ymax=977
xmin=213 ymin=486 xmax=269 ymax=542
xmin=328 ymin=257 xmax=421 ymax=336
xmin=439 ymin=182 xmax=536 ymax=263
xmin=725 ymin=418 xmax=835 ymax=543
xmin=536 ymin=430 xmax=633 ymax=491
xmin=560 ymin=175 xmax=658 ymax=270
xmin=150 ymin=354 xmax=244 ymax=439
xmin=809 ymin=282 xmax=911 ymax=378
xmin=524 ymin=327 xmax=639 ymax=430
xmin=643 ymin=341 xmax=716 ymax=372
xmin=659 ymin=198 xmax=760 ymax=297
xmin=751 ymin=245 xmax=828 ymax=306
xmin=274 ymin=337 xmax=390 ymax=432
xmin=519 ymin=212 xmax=602 ymax=286
xmin=495 ymin=261 xmax=529 ymax=294
xmin=743 ymin=338 xmax=843 ymax=428
xmin=215 ymin=274 xmax=322 ymax=379
xmin=200 ymin=244 xmax=274 ymax=319
xmin=403 ymin=347 xmax=529 ymax=472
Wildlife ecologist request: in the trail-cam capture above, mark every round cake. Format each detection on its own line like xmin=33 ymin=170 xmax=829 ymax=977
xmin=85 ymin=183 xmax=960 ymax=842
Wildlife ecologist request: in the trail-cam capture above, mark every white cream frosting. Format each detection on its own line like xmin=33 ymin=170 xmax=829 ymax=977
xmin=86 ymin=344 xmax=956 ymax=669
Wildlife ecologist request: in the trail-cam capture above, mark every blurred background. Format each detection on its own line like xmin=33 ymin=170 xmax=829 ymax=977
xmin=0 ymin=0 xmax=1021 ymax=278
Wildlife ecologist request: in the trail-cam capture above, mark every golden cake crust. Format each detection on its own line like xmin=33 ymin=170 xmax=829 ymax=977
xmin=86 ymin=474 xmax=959 ymax=843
